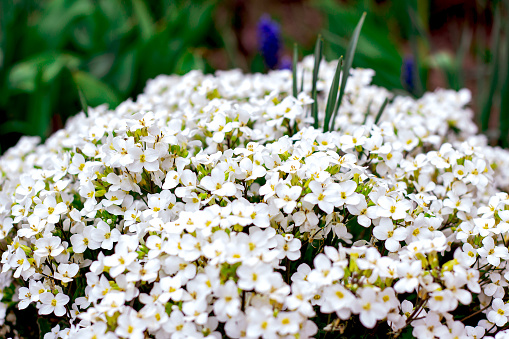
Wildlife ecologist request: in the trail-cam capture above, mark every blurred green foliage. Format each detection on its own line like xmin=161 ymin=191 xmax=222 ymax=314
xmin=317 ymin=0 xmax=437 ymax=96
xmin=0 ymin=0 xmax=220 ymax=152
xmin=2 ymin=0 xmax=509 ymax=152
xmin=318 ymin=0 xmax=407 ymax=92
xmin=317 ymin=0 xmax=509 ymax=146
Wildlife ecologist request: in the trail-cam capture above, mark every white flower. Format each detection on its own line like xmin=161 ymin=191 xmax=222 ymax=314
xmin=214 ymin=280 xmax=240 ymax=318
xmin=246 ymin=307 xmax=277 ymax=338
xmin=33 ymin=196 xmax=67 ymax=224
xmin=372 ymin=218 xmax=407 ymax=252
xmin=18 ymin=287 xmax=33 ymax=309
xmin=10 ymin=247 xmax=30 ymax=278
xmin=276 ymin=234 xmax=301 ymax=260
xmin=115 ymin=309 xmax=147 ymax=338
xmin=239 ymin=157 xmax=266 ymax=180
xmin=200 ymin=166 xmax=237 ymax=197
xmin=307 ymin=253 xmax=343 ymax=286
xmin=68 ymin=153 xmax=86 ymax=175
xmin=303 ymin=181 xmax=340 ymax=214
xmin=320 ymin=283 xmax=355 ymax=314
xmin=428 ymin=290 xmax=456 ymax=312
xmin=128 ymin=147 xmax=160 ymax=172
xmin=394 ymin=261 xmax=422 ymax=293
xmin=275 ymin=311 xmax=301 ymax=335
xmin=103 ymin=250 xmax=138 ymax=278
xmin=477 ymin=237 xmax=509 ymax=267
xmin=91 ymin=220 xmax=120 ymax=250
xmin=352 ymin=288 xmax=386 ymax=329
xmin=70 ymin=226 xmax=101 ymax=253
xmin=335 ymin=180 xmax=361 ymax=207
xmin=488 ymin=298 xmax=509 ymax=327
xmin=38 ymin=292 xmax=69 ymax=316
xmin=372 ymin=196 xmax=411 ymax=220
xmin=34 ymin=236 xmax=64 ymax=258
xmin=273 ymin=184 xmax=302 ymax=214
xmin=54 ymin=263 xmax=79 ymax=283
xmin=237 ymin=263 xmax=273 ymax=293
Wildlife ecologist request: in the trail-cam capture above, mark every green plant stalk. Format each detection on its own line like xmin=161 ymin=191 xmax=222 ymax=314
xmin=499 ymin=6 xmax=509 ymax=147
xmin=323 ymin=56 xmax=343 ymax=132
xmin=311 ymin=36 xmax=323 ymax=129
xmin=481 ymin=5 xmax=502 ymax=132
xmin=453 ymin=28 xmax=472 ymax=90
xmin=291 ymin=44 xmax=300 ymax=135
xmin=300 ymin=67 xmax=305 ymax=94
xmin=362 ymin=100 xmax=373 ymax=125
xmin=406 ymin=5 xmax=425 ymax=97
xmin=374 ymin=97 xmax=389 ymax=125
xmin=76 ymin=83 xmax=88 ymax=117
xmin=330 ymin=12 xmax=366 ymax=132
xmin=292 ymin=43 xmax=298 ymax=98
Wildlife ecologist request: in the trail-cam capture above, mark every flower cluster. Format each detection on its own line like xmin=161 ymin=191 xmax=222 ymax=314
xmin=2 ymin=56 xmax=509 ymax=338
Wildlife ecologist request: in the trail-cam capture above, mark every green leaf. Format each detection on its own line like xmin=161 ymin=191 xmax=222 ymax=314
xmin=406 ymin=5 xmax=426 ymax=96
xmin=175 ymin=50 xmax=205 ymax=75
xmin=76 ymin=83 xmax=88 ymax=117
xmin=37 ymin=0 xmax=95 ymax=47
xmin=428 ymin=51 xmax=454 ymax=84
xmin=88 ymin=53 xmax=115 ymax=78
xmin=318 ymin=1 xmax=403 ymax=90
xmin=311 ymin=35 xmax=323 ymax=129
xmin=132 ymin=0 xmax=155 ymax=41
xmin=499 ymin=8 xmax=509 ymax=147
xmin=300 ymin=63 xmax=305 ymax=93
xmin=37 ymin=317 xmax=52 ymax=339
xmin=26 ymin=68 xmax=53 ymax=138
xmin=330 ymin=12 xmax=366 ymax=131
xmin=72 ymin=71 xmax=120 ymax=108
xmin=323 ymin=56 xmax=343 ymax=132
xmin=182 ymin=0 xmax=217 ymax=45
xmin=452 ymin=28 xmax=472 ymax=90
xmin=9 ymin=53 xmax=80 ymax=92
xmin=362 ymin=100 xmax=373 ymax=125
xmin=374 ymin=97 xmax=389 ymax=125
xmin=481 ymin=6 xmax=502 ymax=132
xmin=0 ymin=120 xmax=31 ymax=135
xmin=110 ymin=49 xmax=137 ymax=95
xmin=250 ymin=54 xmax=265 ymax=73
xmin=292 ymin=43 xmax=298 ymax=98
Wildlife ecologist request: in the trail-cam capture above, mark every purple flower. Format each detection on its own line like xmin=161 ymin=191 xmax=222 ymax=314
xmin=401 ymin=55 xmax=415 ymax=93
xmin=279 ymin=56 xmax=292 ymax=70
xmin=257 ymin=15 xmax=282 ymax=69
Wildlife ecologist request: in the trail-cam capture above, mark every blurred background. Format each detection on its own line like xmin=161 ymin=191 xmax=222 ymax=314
xmin=0 ymin=0 xmax=506 ymax=154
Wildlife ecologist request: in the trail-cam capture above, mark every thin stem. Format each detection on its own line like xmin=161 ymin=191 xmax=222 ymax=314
xmin=461 ymin=303 xmax=491 ymax=322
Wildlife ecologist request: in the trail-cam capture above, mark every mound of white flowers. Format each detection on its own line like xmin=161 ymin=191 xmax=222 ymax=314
xmin=2 ymin=56 xmax=509 ymax=339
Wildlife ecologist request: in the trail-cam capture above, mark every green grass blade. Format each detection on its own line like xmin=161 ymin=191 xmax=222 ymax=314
xmin=499 ymin=4 xmax=509 ymax=147
xmin=362 ymin=100 xmax=373 ymax=125
xmin=374 ymin=97 xmax=389 ymax=125
xmin=453 ymin=27 xmax=472 ymax=90
xmin=406 ymin=4 xmax=427 ymax=96
xmin=500 ymin=73 xmax=509 ymax=147
xmin=72 ymin=71 xmax=121 ymax=108
xmin=481 ymin=6 xmax=501 ymax=132
xmin=76 ymin=83 xmax=88 ymax=117
xmin=26 ymin=68 xmax=53 ymax=138
xmin=323 ymin=56 xmax=343 ymax=132
xmin=311 ymin=35 xmax=323 ymax=129
xmin=330 ymin=12 xmax=366 ymax=131
xmin=132 ymin=0 xmax=155 ymax=41
xmin=300 ymin=66 xmax=305 ymax=94
xmin=292 ymin=43 xmax=298 ymax=98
